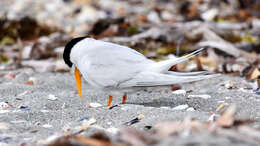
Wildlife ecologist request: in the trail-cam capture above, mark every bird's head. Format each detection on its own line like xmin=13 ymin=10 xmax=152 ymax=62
xmin=63 ymin=37 xmax=88 ymax=68
xmin=63 ymin=37 xmax=88 ymax=98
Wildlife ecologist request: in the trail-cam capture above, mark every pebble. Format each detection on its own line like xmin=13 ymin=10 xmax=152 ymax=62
xmin=40 ymin=110 xmax=49 ymax=113
xmin=172 ymin=104 xmax=189 ymax=110
xmin=48 ymin=94 xmax=58 ymax=101
xmin=89 ymin=102 xmax=102 ymax=108
xmin=225 ymin=82 xmax=235 ymax=89
xmin=225 ymin=96 xmax=231 ymax=100
xmin=188 ymin=94 xmax=212 ymax=99
xmin=172 ymin=89 xmax=186 ymax=95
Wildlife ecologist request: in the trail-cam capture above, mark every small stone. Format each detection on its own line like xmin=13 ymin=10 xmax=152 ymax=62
xmin=89 ymin=102 xmax=102 ymax=108
xmin=172 ymin=104 xmax=189 ymax=110
xmin=48 ymin=94 xmax=58 ymax=101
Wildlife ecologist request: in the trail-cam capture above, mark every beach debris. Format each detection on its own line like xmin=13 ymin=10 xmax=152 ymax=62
xmin=187 ymin=94 xmax=211 ymax=99
xmin=89 ymin=102 xmax=102 ymax=108
xmin=47 ymin=94 xmax=58 ymax=101
xmin=217 ymin=104 xmax=236 ymax=128
xmin=124 ymin=114 xmax=144 ymax=126
xmin=46 ymin=133 xmax=116 ymax=146
xmin=208 ymin=114 xmax=216 ymax=122
xmin=78 ymin=116 xmax=90 ymax=122
xmin=225 ymin=81 xmax=236 ymax=89
xmin=172 ymin=104 xmax=189 ymax=110
xmin=186 ymin=107 xmax=195 ymax=111
xmin=42 ymin=124 xmax=53 ymax=128
xmin=172 ymin=89 xmax=186 ymax=95
xmin=216 ymin=103 xmax=228 ymax=112
xmin=19 ymin=105 xmax=31 ymax=111
xmin=0 ymin=102 xmax=11 ymax=110
xmin=248 ymin=68 xmax=260 ymax=80
xmin=17 ymin=91 xmax=30 ymax=97
xmin=109 ymin=104 xmax=119 ymax=110
xmin=106 ymin=127 xmax=119 ymax=134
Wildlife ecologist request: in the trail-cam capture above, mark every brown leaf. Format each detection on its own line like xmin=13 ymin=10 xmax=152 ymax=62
xmin=24 ymin=80 xmax=34 ymax=85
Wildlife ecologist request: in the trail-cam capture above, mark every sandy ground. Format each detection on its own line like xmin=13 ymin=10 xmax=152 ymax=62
xmin=0 ymin=69 xmax=260 ymax=145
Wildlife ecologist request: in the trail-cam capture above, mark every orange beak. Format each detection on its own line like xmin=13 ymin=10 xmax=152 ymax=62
xmin=74 ymin=67 xmax=82 ymax=98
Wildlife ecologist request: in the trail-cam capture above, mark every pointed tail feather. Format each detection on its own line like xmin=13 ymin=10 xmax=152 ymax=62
xmin=148 ymin=48 xmax=204 ymax=73
xmin=120 ymin=72 xmax=220 ymax=87
xmin=166 ymin=71 xmax=209 ymax=76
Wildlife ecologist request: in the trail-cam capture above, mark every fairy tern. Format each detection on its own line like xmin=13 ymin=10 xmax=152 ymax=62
xmin=63 ymin=37 xmax=218 ymax=106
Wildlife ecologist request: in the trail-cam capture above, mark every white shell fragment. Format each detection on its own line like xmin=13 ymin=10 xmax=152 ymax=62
xmin=172 ymin=89 xmax=186 ymax=95
xmin=172 ymin=104 xmax=189 ymax=110
xmin=0 ymin=102 xmax=10 ymax=110
xmin=186 ymin=107 xmax=195 ymax=111
xmin=208 ymin=114 xmax=216 ymax=122
xmin=188 ymin=94 xmax=212 ymax=99
xmin=42 ymin=124 xmax=53 ymax=128
xmin=48 ymin=94 xmax=58 ymax=101
xmin=83 ymin=118 xmax=97 ymax=126
xmin=89 ymin=102 xmax=102 ymax=108
xmin=106 ymin=127 xmax=119 ymax=134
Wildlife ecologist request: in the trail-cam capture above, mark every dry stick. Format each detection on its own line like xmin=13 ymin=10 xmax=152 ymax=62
xmin=196 ymin=27 xmax=259 ymax=63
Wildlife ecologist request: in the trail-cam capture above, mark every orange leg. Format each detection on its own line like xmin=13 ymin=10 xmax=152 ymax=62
xmin=122 ymin=93 xmax=127 ymax=104
xmin=107 ymin=95 xmax=113 ymax=107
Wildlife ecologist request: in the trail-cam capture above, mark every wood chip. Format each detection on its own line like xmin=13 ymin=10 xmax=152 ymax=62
xmin=217 ymin=104 xmax=236 ymax=128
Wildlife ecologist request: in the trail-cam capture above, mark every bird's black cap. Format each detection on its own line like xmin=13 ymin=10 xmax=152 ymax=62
xmin=63 ymin=37 xmax=87 ymax=67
